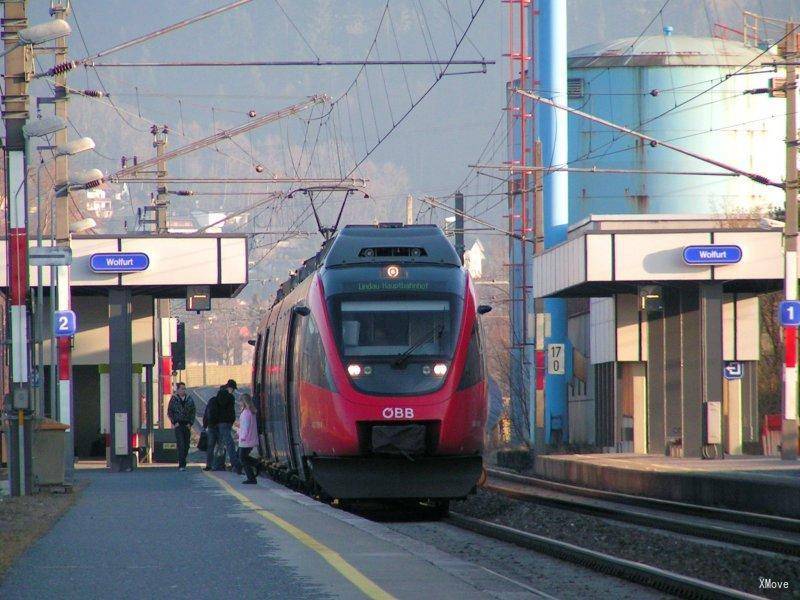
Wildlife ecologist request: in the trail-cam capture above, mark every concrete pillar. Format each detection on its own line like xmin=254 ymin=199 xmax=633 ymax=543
xmin=98 ymin=365 xmax=110 ymax=464
xmin=109 ymin=289 xmax=134 ymax=472
xmin=664 ymin=288 xmax=683 ymax=450
xmin=680 ymin=287 xmax=703 ymax=458
xmin=699 ymin=283 xmax=724 ymax=456
xmin=646 ymin=302 xmax=666 ymax=453
xmin=632 ymin=363 xmax=648 ymax=454
xmin=725 ymin=377 xmax=743 ymax=455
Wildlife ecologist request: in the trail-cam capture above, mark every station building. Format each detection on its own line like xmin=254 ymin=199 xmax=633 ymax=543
xmin=0 ymin=233 xmax=248 ymax=465
xmin=508 ymin=30 xmax=787 ymax=454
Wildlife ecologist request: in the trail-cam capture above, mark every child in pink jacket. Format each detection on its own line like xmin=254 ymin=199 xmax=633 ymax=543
xmin=238 ymin=394 xmax=259 ymax=484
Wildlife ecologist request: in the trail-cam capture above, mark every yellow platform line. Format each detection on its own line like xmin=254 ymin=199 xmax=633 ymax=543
xmin=204 ymin=471 xmax=396 ymax=600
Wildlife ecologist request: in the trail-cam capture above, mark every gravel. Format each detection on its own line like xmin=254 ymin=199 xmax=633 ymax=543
xmin=384 ymin=519 xmax=670 ymax=599
xmin=0 ymin=482 xmax=84 ymax=582
xmin=452 ymin=489 xmax=800 ymax=599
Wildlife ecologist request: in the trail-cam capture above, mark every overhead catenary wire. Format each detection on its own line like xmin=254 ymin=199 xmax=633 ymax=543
xmin=514 ymin=89 xmax=783 ymax=189
xmin=79 ymin=0 xmax=255 ymax=64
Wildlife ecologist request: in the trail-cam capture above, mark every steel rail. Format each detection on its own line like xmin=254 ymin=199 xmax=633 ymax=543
xmin=483 ymin=473 xmax=800 ymax=557
xmin=487 ymin=468 xmax=800 ymax=533
xmin=448 ymin=514 xmax=764 ymax=600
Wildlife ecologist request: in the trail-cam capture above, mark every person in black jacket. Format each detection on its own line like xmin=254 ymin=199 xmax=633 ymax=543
xmin=204 ymin=380 xmax=242 ymax=473
xmin=202 ymin=386 xmax=225 ymax=471
xmin=167 ymin=382 xmax=195 ymax=471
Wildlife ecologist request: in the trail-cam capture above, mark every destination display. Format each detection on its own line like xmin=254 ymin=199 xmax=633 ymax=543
xmin=90 ymin=252 xmax=150 ymax=273
xmin=682 ymin=245 xmax=742 ymax=265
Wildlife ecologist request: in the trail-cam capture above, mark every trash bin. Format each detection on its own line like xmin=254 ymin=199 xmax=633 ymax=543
xmin=32 ymin=418 xmax=69 ymax=486
xmin=153 ymin=428 xmax=178 ymax=463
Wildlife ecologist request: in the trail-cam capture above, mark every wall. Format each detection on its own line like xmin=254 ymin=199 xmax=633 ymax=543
xmin=43 ymin=295 xmax=154 ymax=366
xmin=177 ymin=364 xmax=251 ymax=389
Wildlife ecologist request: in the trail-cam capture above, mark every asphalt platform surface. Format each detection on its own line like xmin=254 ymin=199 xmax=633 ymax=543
xmin=0 ymin=464 xmax=535 ymax=599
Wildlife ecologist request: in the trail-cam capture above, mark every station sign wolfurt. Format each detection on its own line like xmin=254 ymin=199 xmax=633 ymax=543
xmin=90 ymin=252 xmax=150 ymax=273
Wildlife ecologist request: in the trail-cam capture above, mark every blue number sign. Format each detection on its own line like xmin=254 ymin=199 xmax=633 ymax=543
xmin=780 ymin=301 xmax=800 ymax=327
xmin=54 ymin=310 xmax=77 ymax=337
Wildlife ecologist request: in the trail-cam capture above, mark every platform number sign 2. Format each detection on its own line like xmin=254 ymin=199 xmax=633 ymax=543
xmin=547 ymin=343 xmax=566 ymax=375
xmin=54 ymin=310 xmax=77 ymax=337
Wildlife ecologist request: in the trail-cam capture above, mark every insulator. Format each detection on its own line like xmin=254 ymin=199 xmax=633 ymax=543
xmin=49 ymin=61 xmax=77 ymax=76
xmin=162 ymin=124 xmax=170 ymax=135
xmin=176 ymin=190 xmax=194 ymax=196
xmin=84 ymin=179 xmax=103 ymax=190
xmin=83 ymin=89 xmax=105 ymax=98
xmin=650 ymin=89 xmax=660 ymax=97
xmin=133 ymin=156 xmax=138 ymax=166
xmin=248 ymin=110 xmax=257 ymax=118
xmin=150 ymin=125 xmax=158 ymax=136
xmin=255 ymin=164 xmax=264 ymax=173
xmin=649 ymin=140 xmax=658 ymax=148
xmin=121 ymin=156 xmax=127 ymax=168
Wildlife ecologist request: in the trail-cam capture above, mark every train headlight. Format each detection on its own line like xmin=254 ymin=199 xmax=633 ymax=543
xmin=347 ymin=364 xmax=362 ymax=377
xmin=433 ymin=363 xmax=448 ymax=376
xmin=385 ymin=264 xmax=401 ymax=279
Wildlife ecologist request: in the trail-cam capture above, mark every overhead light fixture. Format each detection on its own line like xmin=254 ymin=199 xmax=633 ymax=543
xmin=23 ymin=116 xmax=67 ymax=139
xmin=70 ymin=218 xmax=97 ymax=233
xmin=19 ymin=20 xmax=71 ymax=45
xmin=56 ymin=137 xmax=95 ymax=157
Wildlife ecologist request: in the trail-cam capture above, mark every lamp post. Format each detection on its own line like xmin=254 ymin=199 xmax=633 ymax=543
xmin=24 ymin=116 xmax=66 ymax=418
xmin=31 ymin=133 xmax=94 ymax=417
xmin=48 ymin=168 xmax=104 ymax=436
xmin=2 ymin=4 xmax=71 ymax=496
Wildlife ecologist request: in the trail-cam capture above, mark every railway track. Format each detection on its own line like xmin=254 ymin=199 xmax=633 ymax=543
xmin=483 ymin=468 xmax=800 ymax=557
xmin=448 ymin=513 xmax=764 ymax=600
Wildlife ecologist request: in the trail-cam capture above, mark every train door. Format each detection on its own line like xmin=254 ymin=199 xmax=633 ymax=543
xmin=267 ymin=311 xmax=290 ymax=465
xmin=256 ymin=328 xmax=271 ymax=461
xmin=286 ymin=311 xmax=307 ymax=478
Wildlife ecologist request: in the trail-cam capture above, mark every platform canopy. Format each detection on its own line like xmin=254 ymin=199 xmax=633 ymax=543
xmin=0 ymin=234 xmax=248 ymax=298
xmin=533 ymin=214 xmax=784 ymax=298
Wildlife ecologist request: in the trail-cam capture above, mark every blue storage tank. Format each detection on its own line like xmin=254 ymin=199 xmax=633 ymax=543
xmin=567 ymin=30 xmax=785 ymax=223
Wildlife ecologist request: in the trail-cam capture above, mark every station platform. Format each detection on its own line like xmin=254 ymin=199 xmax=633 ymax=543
xmin=0 ymin=463 xmax=532 ymax=599
xmin=533 ymin=453 xmax=800 ymax=518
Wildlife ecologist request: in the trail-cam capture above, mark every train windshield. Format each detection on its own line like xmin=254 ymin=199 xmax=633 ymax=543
xmin=330 ymin=294 xmax=462 ymax=395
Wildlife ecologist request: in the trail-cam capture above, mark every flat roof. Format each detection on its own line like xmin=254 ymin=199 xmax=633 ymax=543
xmin=535 ymin=216 xmax=785 ymax=298
xmin=0 ymin=233 xmax=248 ymax=298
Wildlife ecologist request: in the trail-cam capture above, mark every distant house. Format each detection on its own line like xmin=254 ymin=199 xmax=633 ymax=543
xmin=463 ymin=239 xmax=485 ymax=279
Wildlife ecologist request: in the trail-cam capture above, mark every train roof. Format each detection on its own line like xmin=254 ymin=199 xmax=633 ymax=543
xmin=323 ymin=223 xmax=461 ymax=268
xmin=271 ymin=223 xmax=461 ymax=306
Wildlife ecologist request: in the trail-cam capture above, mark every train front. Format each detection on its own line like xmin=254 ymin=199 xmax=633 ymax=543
xmin=304 ymin=224 xmax=488 ymax=500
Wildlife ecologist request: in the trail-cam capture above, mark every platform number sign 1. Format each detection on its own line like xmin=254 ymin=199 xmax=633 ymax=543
xmin=780 ymin=301 xmax=800 ymax=327
xmin=54 ymin=310 xmax=77 ymax=337
xmin=547 ymin=343 xmax=566 ymax=375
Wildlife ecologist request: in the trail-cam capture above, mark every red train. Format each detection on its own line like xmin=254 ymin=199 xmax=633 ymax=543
xmin=252 ymin=223 xmax=489 ymax=505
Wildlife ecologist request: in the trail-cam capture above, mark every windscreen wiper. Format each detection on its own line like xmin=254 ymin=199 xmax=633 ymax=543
xmin=393 ymin=325 xmax=444 ymax=368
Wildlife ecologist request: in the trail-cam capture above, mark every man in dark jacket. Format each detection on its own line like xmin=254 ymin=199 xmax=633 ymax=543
xmin=203 ymin=386 xmax=225 ymax=471
xmin=167 ymin=382 xmax=195 ymax=471
xmin=204 ymin=380 xmax=242 ymax=472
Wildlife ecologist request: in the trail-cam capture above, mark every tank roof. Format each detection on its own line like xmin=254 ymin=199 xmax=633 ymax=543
xmin=569 ymin=34 xmax=771 ymax=68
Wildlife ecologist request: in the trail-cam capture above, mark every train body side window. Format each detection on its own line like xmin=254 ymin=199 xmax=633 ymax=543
xmin=458 ymin=323 xmax=485 ymax=390
xmin=300 ymin=315 xmax=336 ymax=391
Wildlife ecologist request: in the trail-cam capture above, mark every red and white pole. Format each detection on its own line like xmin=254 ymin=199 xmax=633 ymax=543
xmin=8 ymin=148 xmax=32 ymax=495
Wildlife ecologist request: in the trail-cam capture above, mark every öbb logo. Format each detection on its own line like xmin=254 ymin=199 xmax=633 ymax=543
xmin=382 ymin=407 xmax=415 ymax=419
